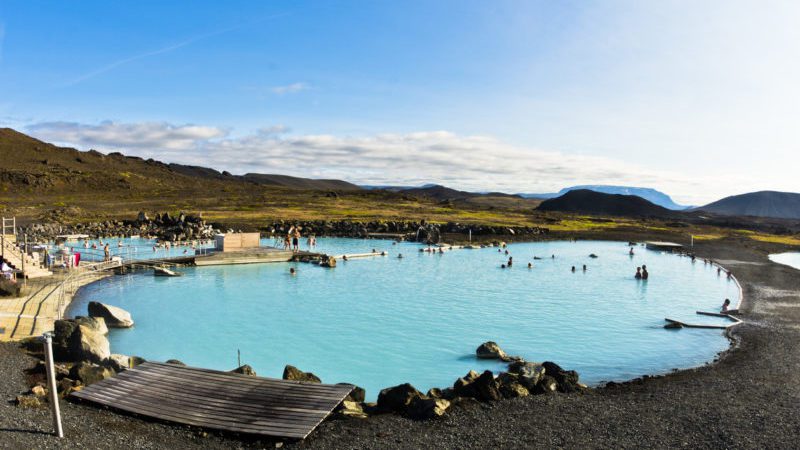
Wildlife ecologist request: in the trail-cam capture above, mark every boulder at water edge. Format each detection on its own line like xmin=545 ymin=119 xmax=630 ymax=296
xmin=282 ymin=365 xmax=321 ymax=383
xmin=104 ymin=354 xmax=132 ymax=372
xmin=507 ymin=361 xmax=546 ymax=389
xmin=88 ymin=301 xmax=134 ymax=328
xmin=335 ymin=400 xmax=368 ymax=419
xmin=541 ymin=361 xmax=581 ymax=393
xmin=69 ymin=361 xmax=114 ymax=386
xmin=230 ymin=364 xmax=257 ymax=376
xmin=476 ymin=341 xmax=508 ymax=360
xmin=74 ymin=316 xmax=108 ymax=335
xmin=408 ymin=396 xmax=451 ymax=420
xmin=69 ymin=325 xmax=110 ymax=363
xmin=338 ymin=383 xmax=366 ymax=403
xmin=496 ymin=372 xmax=530 ymax=398
xmin=377 ymin=383 xmax=424 ymax=413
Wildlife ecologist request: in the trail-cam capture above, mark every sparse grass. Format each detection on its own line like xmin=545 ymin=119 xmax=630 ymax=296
xmin=749 ymin=234 xmax=800 ymax=246
xmin=547 ymin=219 xmax=623 ymax=232
xmin=692 ymin=233 xmax=725 ymax=241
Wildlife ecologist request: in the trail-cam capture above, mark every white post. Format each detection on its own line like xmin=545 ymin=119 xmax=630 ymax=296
xmin=691 ymin=235 xmax=694 ymax=248
xmin=469 ymin=229 xmax=472 ymax=243
xmin=42 ymin=332 xmax=64 ymax=438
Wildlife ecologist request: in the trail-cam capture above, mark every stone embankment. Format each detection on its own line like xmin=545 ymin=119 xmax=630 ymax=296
xmin=19 ymin=211 xmax=218 ymax=243
xmin=266 ymin=219 xmax=548 ymax=244
xmin=17 ymin=212 xmax=548 ymax=245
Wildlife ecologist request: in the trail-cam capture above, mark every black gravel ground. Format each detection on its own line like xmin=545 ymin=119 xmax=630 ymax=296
xmin=2 ymin=237 xmax=799 ymax=449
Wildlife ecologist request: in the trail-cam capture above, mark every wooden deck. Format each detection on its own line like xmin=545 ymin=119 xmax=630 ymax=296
xmin=193 ymin=248 xmax=297 ymax=266
xmin=71 ymin=362 xmax=353 ymax=439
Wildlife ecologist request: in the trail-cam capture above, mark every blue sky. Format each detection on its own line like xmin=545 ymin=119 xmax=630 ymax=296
xmin=1 ymin=1 xmax=799 ymax=204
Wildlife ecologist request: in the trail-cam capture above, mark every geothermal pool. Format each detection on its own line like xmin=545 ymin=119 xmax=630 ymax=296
xmin=69 ymin=239 xmax=740 ymax=400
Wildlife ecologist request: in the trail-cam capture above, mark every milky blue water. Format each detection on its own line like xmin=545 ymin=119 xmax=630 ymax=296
xmin=50 ymin=237 xmax=216 ymax=263
xmin=69 ymin=239 xmax=739 ymax=400
xmin=769 ymin=252 xmax=800 ymax=271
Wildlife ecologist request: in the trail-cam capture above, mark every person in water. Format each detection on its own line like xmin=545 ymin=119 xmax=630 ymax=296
xmin=507 ymin=257 xmax=513 ymax=267
xmin=629 ymin=247 xmax=634 ymax=256
xmin=289 ymin=267 xmax=296 ymax=276
xmin=398 ymin=253 xmax=403 ymax=258
xmin=582 ymin=264 xmax=587 ymax=271
xmin=571 ymin=266 xmax=576 ymax=272
xmin=721 ymin=298 xmax=739 ymax=314
xmin=642 ymin=265 xmax=649 ymax=280
xmin=528 ymin=262 xmax=532 ymax=268
xmin=500 ymin=264 xmax=506 ymax=269
xmin=635 ymin=267 xmax=642 ymax=279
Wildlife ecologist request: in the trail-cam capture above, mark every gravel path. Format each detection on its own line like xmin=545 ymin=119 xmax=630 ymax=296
xmin=2 ymin=237 xmax=799 ymax=449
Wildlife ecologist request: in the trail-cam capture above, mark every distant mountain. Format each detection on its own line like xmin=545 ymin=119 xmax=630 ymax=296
xmin=696 ymin=191 xmax=800 ymax=220
xmin=0 ymin=127 xmax=361 ymax=194
xmin=519 ymin=185 xmax=689 ymax=210
xmin=360 ymin=183 xmax=436 ymax=192
xmin=400 ymin=184 xmax=477 ymax=200
xmin=241 ymin=173 xmax=361 ymax=191
xmin=536 ymin=189 xmax=676 ymax=217
xmin=399 ymin=184 xmax=524 ymax=201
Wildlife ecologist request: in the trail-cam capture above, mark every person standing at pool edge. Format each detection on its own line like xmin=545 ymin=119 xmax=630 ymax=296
xmin=293 ymin=227 xmax=301 ymax=252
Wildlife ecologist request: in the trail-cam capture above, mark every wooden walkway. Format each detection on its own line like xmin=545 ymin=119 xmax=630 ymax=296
xmin=71 ymin=362 xmax=354 ymax=439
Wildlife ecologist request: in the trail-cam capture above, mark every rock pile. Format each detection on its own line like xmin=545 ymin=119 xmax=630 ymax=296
xmin=263 ymin=219 xmax=548 ymax=241
xmin=19 ymin=210 xmax=219 ymax=243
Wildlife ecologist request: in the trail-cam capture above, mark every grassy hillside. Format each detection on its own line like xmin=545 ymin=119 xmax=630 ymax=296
xmin=0 ymin=128 xmax=540 ymax=226
xmin=1 ymin=128 xmax=798 ymax=248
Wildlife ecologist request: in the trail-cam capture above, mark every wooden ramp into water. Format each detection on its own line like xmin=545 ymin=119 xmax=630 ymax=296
xmin=71 ymin=362 xmax=353 ymax=439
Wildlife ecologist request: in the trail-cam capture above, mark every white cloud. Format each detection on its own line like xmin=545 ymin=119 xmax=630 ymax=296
xmin=27 ymin=121 xmax=226 ymax=152
xmin=271 ymin=82 xmax=310 ymax=95
xmin=26 ymin=120 xmax=747 ymax=204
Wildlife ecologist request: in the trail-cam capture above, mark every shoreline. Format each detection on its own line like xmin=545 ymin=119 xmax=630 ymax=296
xmin=0 ymin=234 xmax=800 ymax=448
xmin=66 ymin=237 xmax=740 ymax=386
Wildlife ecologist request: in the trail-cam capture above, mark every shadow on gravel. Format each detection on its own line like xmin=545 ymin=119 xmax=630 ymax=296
xmin=0 ymin=427 xmax=52 ymax=436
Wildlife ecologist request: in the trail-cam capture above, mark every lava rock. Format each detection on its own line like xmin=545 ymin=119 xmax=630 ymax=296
xmin=377 ymin=383 xmax=424 ymax=413
xmin=69 ymin=324 xmax=111 ymax=363
xmin=68 ymin=361 xmax=114 ymax=386
xmin=476 ymin=341 xmax=508 ymax=360
xmin=16 ymin=395 xmax=42 ymax=408
xmin=230 ymin=364 xmax=257 ymax=376
xmin=103 ymin=354 xmax=132 ymax=372
xmin=282 ymin=365 xmax=321 ymax=383
xmin=542 ymin=361 xmax=581 ymax=393
xmin=338 ymin=383 xmax=366 ymax=403
xmin=408 ymin=396 xmax=451 ymax=420
xmin=87 ymin=302 xmax=134 ymax=328
xmin=507 ymin=361 xmax=546 ymax=389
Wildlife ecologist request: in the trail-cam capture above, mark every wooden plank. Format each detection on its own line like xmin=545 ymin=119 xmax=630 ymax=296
xmin=95 ymin=376 xmax=340 ymax=418
xmin=73 ymin=376 xmax=340 ymax=437
xmin=135 ymin=364 xmax=351 ymax=398
xmin=71 ymin=362 xmax=353 ymax=439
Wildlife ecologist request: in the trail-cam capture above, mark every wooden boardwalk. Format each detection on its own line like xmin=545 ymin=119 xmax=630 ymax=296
xmin=71 ymin=362 xmax=354 ymax=439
